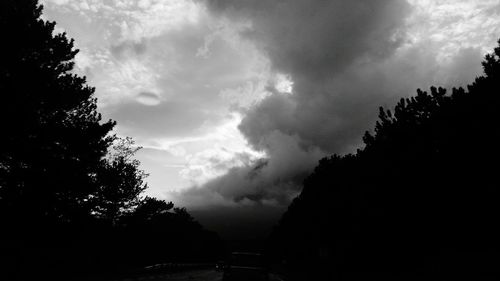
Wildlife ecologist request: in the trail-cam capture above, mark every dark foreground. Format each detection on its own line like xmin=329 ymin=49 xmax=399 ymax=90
xmin=104 ymin=269 xmax=498 ymax=281
xmin=105 ymin=269 xmax=285 ymax=281
xmin=108 ymin=269 xmax=221 ymax=281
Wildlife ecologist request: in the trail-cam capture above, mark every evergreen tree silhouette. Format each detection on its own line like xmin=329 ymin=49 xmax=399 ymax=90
xmin=0 ymin=0 xmax=118 ymax=230
xmin=0 ymin=2 xmax=222 ymax=279
xmin=271 ymin=40 xmax=500 ymax=280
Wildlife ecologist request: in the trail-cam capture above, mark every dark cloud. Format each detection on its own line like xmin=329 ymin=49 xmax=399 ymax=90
xmin=173 ymin=2 xmax=491 ymax=238
xmin=172 ymin=130 xmax=325 ymax=209
xmin=214 ymin=0 xmax=412 ymax=154
xmin=177 ymin=0 xmax=412 ymax=208
xmin=201 ymin=0 xmax=410 ymax=80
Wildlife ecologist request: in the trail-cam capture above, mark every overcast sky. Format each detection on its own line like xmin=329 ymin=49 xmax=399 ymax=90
xmin=42 ymin=0 xmax=500 ymax=236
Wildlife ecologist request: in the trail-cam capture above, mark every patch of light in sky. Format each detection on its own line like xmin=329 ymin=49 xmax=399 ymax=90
xmin=143 ymin=113 xmax=265 ymax=193
xmin=406 ymin=0 xmax=500 ymax=63
xmin=274 ymin=73 xmax=294 ymax=94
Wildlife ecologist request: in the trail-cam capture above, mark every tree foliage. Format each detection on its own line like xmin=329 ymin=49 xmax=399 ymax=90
xmin=0 ymin=1 xmax=222 ymax=279
xmin=270 ymin=40 xmax=500 ymax=279
xmin=0 ymin=0 xmax=118 ymax=227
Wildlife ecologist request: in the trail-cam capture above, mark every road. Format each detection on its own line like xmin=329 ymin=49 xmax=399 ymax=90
xmin=110 ymin=269 xmax=284 ymax=281
xmin=110 ymin=269 xmax=221 ymax=281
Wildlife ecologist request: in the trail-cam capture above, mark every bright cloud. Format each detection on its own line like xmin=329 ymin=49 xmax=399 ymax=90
xmin=118 ymin=0 xmax=202 ymax=41
xmin=407 ymin=0 xmax=500 ymax=61
xmin=41 ymin=0 xmax=272 ymax=200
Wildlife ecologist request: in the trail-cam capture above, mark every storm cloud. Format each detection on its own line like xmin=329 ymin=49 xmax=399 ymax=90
xmin=174 ymin=0 xmax=410 ymax=205
xmin=42 ymin=0 xmax=500 ymax=237
xmin=172 ymin=0 xmax=500 ymax=216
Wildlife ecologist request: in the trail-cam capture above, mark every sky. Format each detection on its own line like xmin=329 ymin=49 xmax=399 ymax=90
xmin=41 ymin=0 xmax=500 ymax=237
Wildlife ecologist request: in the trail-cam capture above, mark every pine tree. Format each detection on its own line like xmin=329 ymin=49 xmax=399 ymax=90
xmin=0 ymin=0 xmax=117 ymax=228
xmin=0 ymin=3 xmax=222 ymax=278
xmin=271 ymin=40 xmax=500 ymax=278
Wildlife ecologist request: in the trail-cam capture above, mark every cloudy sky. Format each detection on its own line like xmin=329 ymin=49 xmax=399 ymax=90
xmin=42 ymin=0 xmax=500 ymax=236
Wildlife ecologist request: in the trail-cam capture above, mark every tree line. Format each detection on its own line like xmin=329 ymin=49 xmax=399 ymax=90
xmin=0 ymin=1 xmax=221 ymax=280
xmin=269 ymin=40 xmax=500 ymax=280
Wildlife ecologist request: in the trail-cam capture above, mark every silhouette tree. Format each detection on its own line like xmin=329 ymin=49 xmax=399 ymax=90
xmin=92 ymin=137 xmax=148 ymax=224
xmin=0 ymin=0 xmax=114 ymax=224
xmin=0 ymin=2 xmax=223 ymax=279
xmin=270 ymin=40 xmax=500 ymax=280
